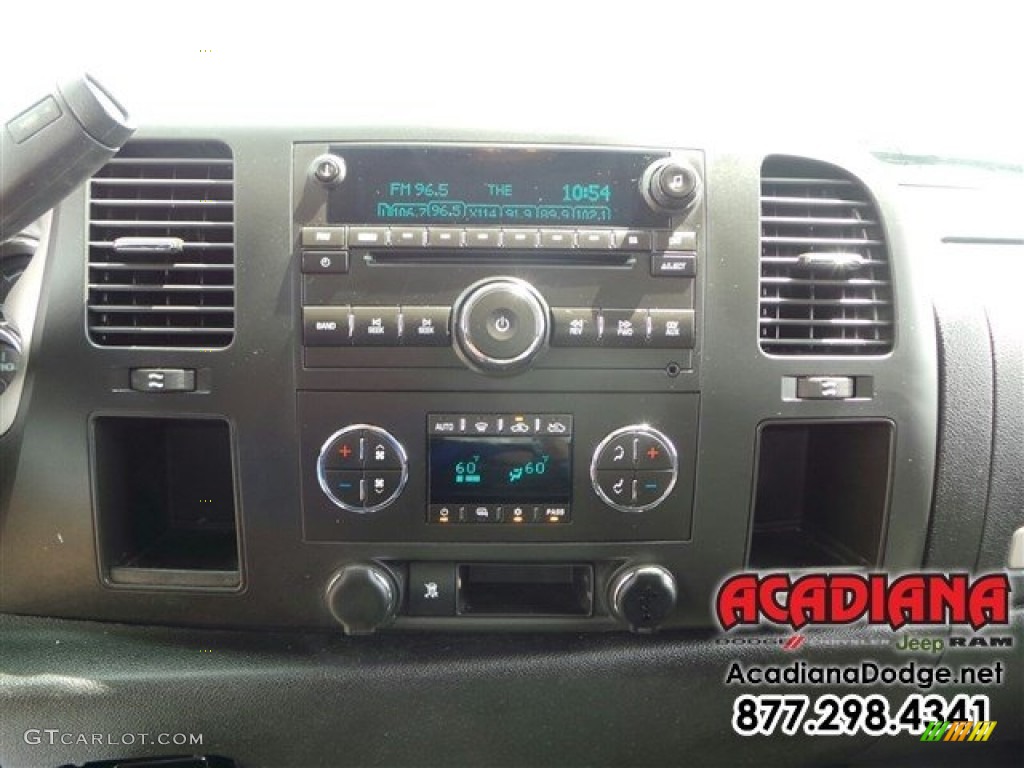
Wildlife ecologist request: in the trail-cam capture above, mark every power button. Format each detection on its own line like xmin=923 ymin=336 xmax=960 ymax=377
xmin=454 ymin=278 xmax=550 ymax=375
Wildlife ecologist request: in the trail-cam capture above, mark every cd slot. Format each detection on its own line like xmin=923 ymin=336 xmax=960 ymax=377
xmin=367 ymin=249 xmax=635 ymax=268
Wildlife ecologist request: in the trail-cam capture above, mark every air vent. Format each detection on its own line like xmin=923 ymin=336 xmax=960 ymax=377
xmin=88 ymin=140 xmax=234 ymax=348
xmin=759 ymin=156 xmax=893 ymax=355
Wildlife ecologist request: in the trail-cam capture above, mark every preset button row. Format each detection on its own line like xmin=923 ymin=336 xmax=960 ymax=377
xmin=302 ymin=225 xmax=697 ymax=253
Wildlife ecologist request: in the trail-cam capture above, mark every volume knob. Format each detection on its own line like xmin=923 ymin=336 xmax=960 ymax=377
xmin=453 ymin=277 xmax=550 ymax=375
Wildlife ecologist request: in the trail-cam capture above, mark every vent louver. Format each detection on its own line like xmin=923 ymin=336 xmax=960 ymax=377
xmin=88 ymin=140 xmax=235 ymax=348
xmin=759 ymin=156 xmax=893 ymax=355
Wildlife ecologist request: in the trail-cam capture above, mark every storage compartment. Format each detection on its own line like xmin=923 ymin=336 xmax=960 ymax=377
xmin=93 ymin=416 xmax=240 ymax=588
xmin=749 ymin=421 xmax=893 ymax=568
xmin=457 ymin=564 xmax=593 ymax=616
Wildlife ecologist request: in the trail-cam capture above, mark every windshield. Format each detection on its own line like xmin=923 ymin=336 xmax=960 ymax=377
xmin=2 ymin=3 xmax=1021 ymax=167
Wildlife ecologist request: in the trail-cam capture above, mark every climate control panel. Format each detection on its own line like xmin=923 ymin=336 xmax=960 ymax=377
xmin=299 ymin=392 xmax=699 ymax=544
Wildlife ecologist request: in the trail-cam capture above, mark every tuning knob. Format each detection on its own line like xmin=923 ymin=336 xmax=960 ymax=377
xmin=608 ymin=564 xmax=677 ymax=633
xmin=325 ymin=563 xmax=399 ymax=635
xmin=453 ymin=277 xmax=550 ymax=375
xmin=641 ymin=158 xmax=700 ymax=214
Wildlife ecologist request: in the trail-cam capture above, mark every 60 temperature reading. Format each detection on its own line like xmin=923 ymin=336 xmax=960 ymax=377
xmin=508 ymin=455 xmax=549 ymax=484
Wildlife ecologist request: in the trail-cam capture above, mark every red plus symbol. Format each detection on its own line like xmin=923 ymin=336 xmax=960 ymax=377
xmin=339 ymin=444 xmax=352 ymax=458
xmin=647 ymin=446 xmax=660 ymax=460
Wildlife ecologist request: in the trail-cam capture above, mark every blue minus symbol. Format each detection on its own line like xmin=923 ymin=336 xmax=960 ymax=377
xmin=339 ymin=482 xmax=353 ymax=490
xmin=645 ymin=482 xmax=658 ymax=490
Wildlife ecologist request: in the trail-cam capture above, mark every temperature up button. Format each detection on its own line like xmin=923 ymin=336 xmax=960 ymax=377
xmin=591 ymin=425 xmax=678 ymax=513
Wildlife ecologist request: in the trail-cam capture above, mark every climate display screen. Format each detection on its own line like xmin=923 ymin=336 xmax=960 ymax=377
xmin=327 ymin=145 xmax=668 ymax=227
xmin=429 ymin=436 xmax=572 ymax=505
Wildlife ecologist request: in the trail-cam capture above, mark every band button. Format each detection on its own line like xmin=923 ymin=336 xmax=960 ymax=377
xmin=303 ymin=306 xmax=351 ymax=346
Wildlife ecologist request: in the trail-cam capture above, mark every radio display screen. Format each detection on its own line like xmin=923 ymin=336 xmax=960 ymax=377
xmin=327 ymin=145 xmax=669 ymax=227
xmin=429 ymin=435 xmax=572 ymax=505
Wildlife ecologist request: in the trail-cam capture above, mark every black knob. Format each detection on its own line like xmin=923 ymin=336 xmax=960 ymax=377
xmin=642 ymin=159 xmax=700 ymax=213
xmin=311 ymin=154 xmax=346 ymax=187
xmin=453 ymin=277 xmax=550 ymax=375
xmin=0 ymin=324 xmax=22 ymax=395
xmin=325 ymin=563 xmax=399 ymax=635
xmin=609 ymin=565 xmax=677 ymax=633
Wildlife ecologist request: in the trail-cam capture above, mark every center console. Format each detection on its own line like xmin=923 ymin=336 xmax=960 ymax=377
xmin=293 ymin=143 xmax=705 ymax=630
xmin=0 ymin=129 xmax=939 ymax=638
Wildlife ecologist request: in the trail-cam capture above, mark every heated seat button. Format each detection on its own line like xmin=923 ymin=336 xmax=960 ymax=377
xmin=351 ymin=306 xmax=401 ymax=346
xmin=594 ymin=471 xmax=635 ymax=506
xmin=364 ymin=433 xmax=404 ymax=469
xmin=321 ymin=471 xmax=364 ymax=509
xmin=407 ymin=562 xmax=457 ymax=617
xmin=595 ymin=433 xmax=635 ymax=469
xmin=402 ymin=306 xmax=451 ymax=347
xmin=322 ymin=430 xmax=365 ymax=470
xmin=634 ymin=471 xmax=675 ymax=508
xmin=364 ymin=470 xmax=403 ymax=507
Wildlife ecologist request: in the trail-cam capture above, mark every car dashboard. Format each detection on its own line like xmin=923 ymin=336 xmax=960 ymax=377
xmin=1 ymin=108 xmax=1022 ymax=767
